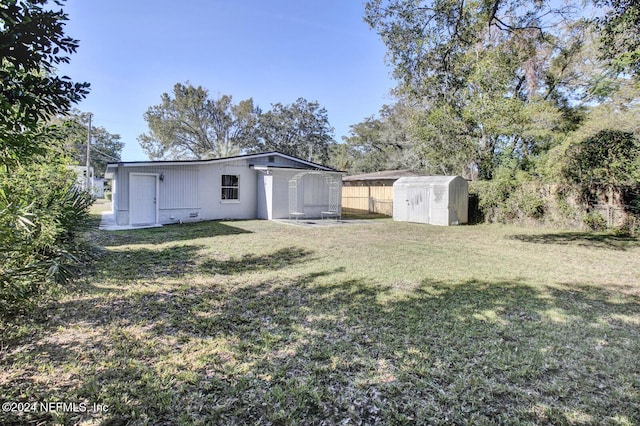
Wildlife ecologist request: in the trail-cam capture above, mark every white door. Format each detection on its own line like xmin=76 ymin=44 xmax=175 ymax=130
xmin=130 ymin=174 xmax=157 ymax=225
xmin=406 ymin=187 xmax=429 ymax=223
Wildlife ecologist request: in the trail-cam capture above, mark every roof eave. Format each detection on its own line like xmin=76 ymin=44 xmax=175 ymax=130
xmin=103 ymin=151 xmax=338 ymax=172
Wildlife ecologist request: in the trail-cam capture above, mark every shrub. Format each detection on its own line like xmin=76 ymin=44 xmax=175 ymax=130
xmin=512 ymin=185 xmax=546 ymax=219
xmin=0 ymin=162 xmax=95 ymax=315
xmin=471 ymin=169 xmax=547 ymax=223
xmin=556 ymin=197 xmax=576 ymax=220
xmin=582 ymin=211 xmax=607 ymax=231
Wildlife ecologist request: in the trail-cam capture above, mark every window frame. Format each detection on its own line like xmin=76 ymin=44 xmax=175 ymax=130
xmin=221 ymin=174 xmax=240 ymax=203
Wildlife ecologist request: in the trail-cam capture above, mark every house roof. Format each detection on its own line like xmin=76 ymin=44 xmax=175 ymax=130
xmin=104 ymin=151 xmax=337 ymax=178
xmin=343 ymin=169 xmax=427 ymax=182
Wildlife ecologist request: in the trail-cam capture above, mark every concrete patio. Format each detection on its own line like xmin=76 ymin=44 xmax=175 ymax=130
xmin=99 ymin=211 xmax=163 ymax=231
xmin=98 ymin=210 xmax=381 ymax=231
xmin=273 ymin=218 xmax=381 ymax=228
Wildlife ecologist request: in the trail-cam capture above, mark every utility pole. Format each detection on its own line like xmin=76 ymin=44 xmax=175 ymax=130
xmin=85 ymin=112 xmax=93 ymax=191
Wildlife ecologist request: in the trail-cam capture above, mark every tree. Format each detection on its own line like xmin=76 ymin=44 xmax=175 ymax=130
xmin=138 ymin=83 xmax=260 ymax=160
xmin=333 ymin=99 xmax=436 ymax=174
xmin=339 ymin=116 xmax=388 ymax=174
xmin=51 ymin=111 xmax=123 ymax=176
xmin=364 ymin=0 xmax=581 ymax=178
xmin=547 ymin=81 xmax=640 ymax=182
xmin=594 ymin=0 xmax=640 ymax=76
xmin=252 ymin=98 xmax=334 ymax=163
xmin=567 ymin=130 xmax=640 ymax=187
xmin=411 ymin=102 xmax=477 ymax=176
xmin=0 ymin=0 xmax=90 ymax=167
xmin=338 ymin=102 xmax=423 ymax=174
xmin=0 ymin=0 xmax=93 ymax=314
xmin=58 ymin=111 xmax=124 ymax=176
xmin=0 ymin=162 xmax=94 ymax=314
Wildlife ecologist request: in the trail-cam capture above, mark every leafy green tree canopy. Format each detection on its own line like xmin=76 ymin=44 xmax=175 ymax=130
xmin=337 ymin=115 xmax=387 ymax=174
xmin=338 ymin=102 xmax=422 ymax=174
xmin=53 ymin=111 xmax=123 ymax=176
xmin=138 ymin=83 xmax=260 ymax=160
xmin=253 ymin=98 xmax=334 ymax=164
xmin=565 ymin=130 xmax=640 ymax=187
xmin=0 ymin=0 xmax=90 ymax=166
xmin=364 ymin=0 xmax=578 ymax=98
xmin=595 ymin=0 xmax=640 ymax=76
xmin=364 ymin=0 xmax=584 ymax=178
xmin=0 ymin=0 xmax=94 ymax=313
xmin=140 ymin=84 xmax=336 ymax=164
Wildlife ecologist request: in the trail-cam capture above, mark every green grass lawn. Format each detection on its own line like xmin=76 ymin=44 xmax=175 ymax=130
xmin=1 ymin=218 xmax=639 ymax=425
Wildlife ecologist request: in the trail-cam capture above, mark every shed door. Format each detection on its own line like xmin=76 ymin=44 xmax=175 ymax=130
xmin=406 ymin=187 xmax=429 ymax=223
xmin=130 ymin=174 xmax=157 ymax=225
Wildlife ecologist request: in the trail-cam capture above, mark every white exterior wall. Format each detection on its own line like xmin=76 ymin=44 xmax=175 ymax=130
xmin=257 ymin=172 xmax=272 ymax=219
xmin=108 ymin=153 xmax=341 ymax=225
xmin=271 ymin=170 xmax=296 ymax=219
xmin=393 ymin=176 xmax=468 ymax=226
xmin=112 ymin=160 xmax=259 ymax=225
xmin=111 ymin=178 xmax=118 ymax=212
xmin=198 ymin=160 xmax=258 ymax=220
xmin=113 ymin=164 xmax=200 ymax=225
xmin=429 ymin=182 xmax=451 ymax=226
xmin=393 ymin=181 xmax=409 ymax=223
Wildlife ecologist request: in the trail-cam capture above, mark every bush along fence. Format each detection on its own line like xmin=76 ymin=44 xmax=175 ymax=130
xmin=468 ymin=180 xmax=640 ymax=235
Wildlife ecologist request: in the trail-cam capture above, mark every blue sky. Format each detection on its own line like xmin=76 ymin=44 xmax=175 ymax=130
xmin=57 ymin=0 xmax=396 ymax=161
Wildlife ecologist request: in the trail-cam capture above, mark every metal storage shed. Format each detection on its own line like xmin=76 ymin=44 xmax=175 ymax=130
xmin=393 ymin=176 xmax=468 ymax=226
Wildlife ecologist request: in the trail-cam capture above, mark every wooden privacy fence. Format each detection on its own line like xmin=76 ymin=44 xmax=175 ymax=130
xmin=342 ymin=186 xmax=394 ymax=216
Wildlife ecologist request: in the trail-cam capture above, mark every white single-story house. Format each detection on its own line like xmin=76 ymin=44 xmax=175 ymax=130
xmin=393 ymin=176 xmax=468 ymax=226
xmin=68 ymin=165 xmax=105 ymax=198
xmin=104 ymin=152 xmax=343 ymax=226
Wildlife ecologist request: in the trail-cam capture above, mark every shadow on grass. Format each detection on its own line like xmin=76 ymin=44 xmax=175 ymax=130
xmin=96 ymin=220 xmax=252 ymax=248
xmin=200 ymin=247 xmax=314 ymax=275
xmin=90 ymin=245 xmax=314 ymax=285
xmin=92 ymin=244 xmax=202 ymax=283
xmin=341 ymin=212 xmax=391 ymax=220
xmin=511 ymin=231 xmax=640 ymax=251
xmin=2 ymin=274 xmax=639 ymax=425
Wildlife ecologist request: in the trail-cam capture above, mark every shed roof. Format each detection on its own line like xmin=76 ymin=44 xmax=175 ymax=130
xmin=343 ymin=169 xmax=427 ymax=182
xmin=394 ymin=176 xmax=464 ymax=185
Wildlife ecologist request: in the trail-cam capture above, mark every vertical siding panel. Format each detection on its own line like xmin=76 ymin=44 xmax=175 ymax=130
xmin=116 ymin=165 xmax=200 ymax=211
xmin=117 ymin=167 xmax=129 ymax=210
xmin=303 ymin=174 xmax=329 ymax=206
xmin=159 ymin=166 xmax=199 ymax=209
